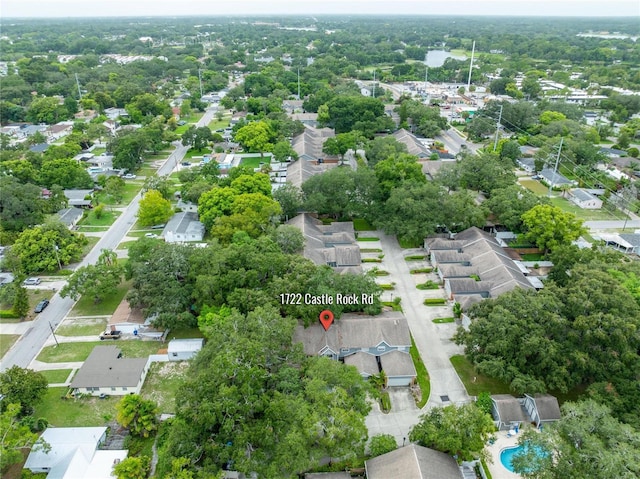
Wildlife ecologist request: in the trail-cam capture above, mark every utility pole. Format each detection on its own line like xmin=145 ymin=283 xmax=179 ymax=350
xmin=467 ymin=40 xmax=475 ymax=92
xmin=493 ymin=104 xmax=503 ymax=151
xmin=75 ymin=73 xmax=82 ymax=100
xmin=547 ymin=138 xmax=564 ymax=197
xmin=198 ymin=69 xmax=203 ymax=99
xmin=49 ymin=322 xmax=59 ymax=347
xmin=372 ymin=70 xmax=376 ymax=98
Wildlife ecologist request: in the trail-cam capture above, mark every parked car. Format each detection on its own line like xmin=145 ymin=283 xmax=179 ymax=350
xmin=144 ymin=233 xmax=158 ymax=238
xmin=23 ymin=277 xmax=41 ymax=286
xmin=123 ymin=174 xmax=136 ymax=179
xmin=34 ymin=299 xmax=49 ymax=313
xmin=100 ymin=330 xmax=122 ymax=340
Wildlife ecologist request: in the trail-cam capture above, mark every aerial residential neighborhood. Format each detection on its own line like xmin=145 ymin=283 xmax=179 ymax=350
xmin=1 ymin=4 xmax=640 ymax=479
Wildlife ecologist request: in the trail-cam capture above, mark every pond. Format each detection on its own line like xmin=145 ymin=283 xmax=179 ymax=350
xmin=425 ymin=49 xmax=467 ymax=67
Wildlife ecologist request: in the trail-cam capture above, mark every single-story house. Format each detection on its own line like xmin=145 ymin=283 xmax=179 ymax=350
xmin=491 ymin=394 xmax=528 ymax=430
xmin=287 ymin=213 xmax=362 ymax=274
xmin=392 ymin=129 xmax=432 ymax=158
xmin=24 ymin=427 xmax=128 ymax=479
xmin=516 ymin=157 xmax=536 ymax=173
xmin=294 ymin=311 xmax=416 ymax=386
xmin=569 ymin=188 xmax=603 ymax=209
xmin=162 ymin=211 xmax=205 ymax=243
xmin=57 ymin=207 xmax=84 ymax=229
xmin=63 ymin=189 xmax=94 ymax=208
xmin=29 ymin=143 xmax=50 ymax=154
xmin=539 ymin=168 xmax=575 ymax=189
xmin=599 ymin=147 xmax=627 ymax=158
xmin=523 ymin=394 xmax=561 ymax=428
xmin=597 ymin=233 xmax=640 ymax=255
xmin=365 ymin=444 xmax=463 ymax=479
xmin=168 ymin=338 xmax=204 ymax=361
xmin=70 ymin=345 xmax=150 ymax=396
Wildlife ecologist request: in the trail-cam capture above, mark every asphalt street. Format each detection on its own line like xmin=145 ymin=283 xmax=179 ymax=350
xmin=0 ymin=106 xmax=217 ymax=371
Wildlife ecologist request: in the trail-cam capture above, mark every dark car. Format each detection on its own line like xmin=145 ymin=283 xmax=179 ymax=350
xmin=34 ymin=299 xmax=49 ymax=313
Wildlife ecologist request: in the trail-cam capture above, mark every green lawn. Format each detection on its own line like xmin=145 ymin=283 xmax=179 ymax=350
xmin=0 ymin=334 xmax=20 ymax=358
xmin=519 ymin=179 xmax=549 ymax=195
xmin=405 ymin=255 xmax=425 ymax=261
xmin=95 ymin=183 xmax=142 ymax=206
xmin=33 ymin=387 xmax=119 ymax=427
xmin=357 ymin=237 xmax=380 ymax=242
xmin=520 ymin=253 xmax=544 ymax=261
xmin=79 ymin=209 xmax=121 ymax=227
xmin=116 ymin=240 xmax=138 ymax=250
xmin=92 ymin=147 xmax=106 ymax=155
xmin=140 ymin=361 xmax=189 ymax=414
xmin=166 ymin=327 xmax=204 ymax=340
xmin=410 ymin=336 xmax=430 ymax=408
xmin=184 ymin=148 xmax=211 ymax=159
xmin=208 ymin=117 xmax=231 ymax=131
xmin=549 ymin=196 xmax=624 ymax=221
xmin=68 ymin=282 xmax=130 ymax=317
xmin=80 ymin=236 xmax=101 ymax=258
xmin=38 ymin=339 xmax=164 ymax=363
xmin=56 ymin=317 xmax=108 ymax=337
xmin=239 ymin=155 xmax=270 ymax=169
xmin=398 ymin=238 xmax=423 ymax=248
xmin=40 ymin=369 xmax=73 ymax=384
xmin=353 ymin=218 xmax=375 ymax=231
xmin=450 ymin=355 xmax=512 ymax=396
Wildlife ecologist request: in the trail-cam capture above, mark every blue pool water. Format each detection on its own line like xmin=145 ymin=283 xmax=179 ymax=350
xmin=500 ymin=444 xmax=546 ymax=473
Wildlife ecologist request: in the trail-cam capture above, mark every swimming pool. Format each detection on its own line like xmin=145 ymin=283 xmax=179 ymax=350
xmin=500 ymin=444 xmax=546 ymax=473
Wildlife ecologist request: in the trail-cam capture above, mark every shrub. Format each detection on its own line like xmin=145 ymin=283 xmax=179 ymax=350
xmin=410 ymin=268 xmax=433 ymax=274
xmin=405 ymin=255 xmax=425 ymax=261
xmin=417 ymin=280 xmax=440 ymax=290
xmin=423 ymin=298 xmax=446 ymax=306
xmin=380 ymin=391 xmax=391 ymax=413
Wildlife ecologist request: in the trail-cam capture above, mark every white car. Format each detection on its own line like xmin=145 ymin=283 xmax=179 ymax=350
xmin=23 ymin=277 xmax=41 ymax=286
xmin=145 ymin=233 xmax=158 ymax=238
xmin=123 ymin=174 xmax=136 ymax=179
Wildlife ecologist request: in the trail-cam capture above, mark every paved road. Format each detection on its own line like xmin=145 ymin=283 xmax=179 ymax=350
xmin=0 ymin=107 xmax=217 ymax=372
xmin=436 ymin=127 xmax=481 ymax=155
xmin=585 ymin=220 xmax=640 ymax=231
xmin=375 ymin=233 xmax=470 ymax=409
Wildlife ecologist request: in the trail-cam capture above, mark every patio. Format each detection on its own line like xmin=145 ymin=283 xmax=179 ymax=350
xmin=485 ymin=429 xmax=522 ymax=479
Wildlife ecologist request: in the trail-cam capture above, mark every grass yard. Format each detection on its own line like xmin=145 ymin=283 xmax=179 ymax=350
xmin=381 ymin=300 xmax=403 ymax=312
xmin=450 ymin=355 xmax=512 ymax=396
xmin=398 ymin=237 xmax=423 ymax=248
xmin=33 ymin=387 xmax=119 ymax=427
xmin=353 ymin=218 xmax=375 ymax=231
xmin=410 ymin=336 xmax=430 ymax=408
xmin=357 ymin=237 xmax=380 ymax=242
xmin=56 ymin=317 xmax=108 ymax=337
xmin=184 ymin=147 xmax=211 ymax=159
xmin=0 ymin=334 xmax=20 ymax=358
xmin=68 ymin=282 xmax=130 ymax=317
xmin=80 ymin=236 xmax=101 ymax=257
xmin=166 ymin=327 xmax=205 ymax=340
xmin=95 ymin=182 xmax=142 ymax=206
xmin=79 ymin=209 xmax=121 ymax=227
xmin=520 ymin=253 xmax=544 ymax=261
xmin=410 ymin=268 xmax=433 ymax=274
xmin=38 ymin=339 xmax=164 ymax=363
xmin=519 ymin=179 xmax=549 ymax=195
xmin=40 ymin=369 xmax=73 ymax=384
xmin=140 ymin=361 xmax=189 ymax=414
xmin=360 ymin=248 xmax=383 ymax=253
xmin=116 ymin=240 xmax=138 ymax=250
xmin=239 ymin=155 xmax=270 ymax=169
xmin=405 ymin=255 xmax=425 ymax=261
xmin=549 ymin=196 xmax=624 ymax=221
xmin=432 ymin=317 xmax=455 ymax=324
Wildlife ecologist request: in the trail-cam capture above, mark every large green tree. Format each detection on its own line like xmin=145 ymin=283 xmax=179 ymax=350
xmin=137 ymin=190 xmax=173 ymax=227
xmin=0 ymin=367 xmax=48 ymax=416
xmin=39 ymin=158 xmax=93 ymax=189
xmin=61 ymin=249 xmax=123 ymax=304
xmin=409 ymin=403 xmax=495 ymax=462
xmin=0 ymin=176 xmax=44 ymax=233
xmin=0 ymin=403 xmax=42 ymax=471
xmin=116 ymin=395 xmax=159 ymax=438
xmin=521 ymin=204 xmax=586 ymax=253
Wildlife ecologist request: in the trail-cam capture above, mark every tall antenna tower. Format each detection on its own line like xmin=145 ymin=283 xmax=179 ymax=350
xmin=75 ymin=73 xmax=82 ymax=100
xmin=466 ymin=40 xmax=476 ymax=91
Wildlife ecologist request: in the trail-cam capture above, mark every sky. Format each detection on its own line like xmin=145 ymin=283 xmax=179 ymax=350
xmin=1 ymin=0 xmax=639 ymax=18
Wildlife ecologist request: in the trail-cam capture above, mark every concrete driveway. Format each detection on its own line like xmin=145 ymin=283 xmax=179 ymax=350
xmin=366 ymin=388 xmax=421 ymax=447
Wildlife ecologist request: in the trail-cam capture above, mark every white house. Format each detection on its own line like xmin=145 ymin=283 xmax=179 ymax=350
xmin=24 ymin=427 xmax=127 ymax=479
xmin=162 ymin=211 xmax=205 ymax=243
xmin=168 ymin=338 xmax=204 ymax=361
xmin=569 ymin=188 xmax=603 ymax=209
xmin=70 ymin=345 xmax=150 ymax=396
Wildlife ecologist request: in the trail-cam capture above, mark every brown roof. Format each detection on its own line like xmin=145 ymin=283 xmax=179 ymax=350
xmin=365 ymin=444 xmax=462 ymax=479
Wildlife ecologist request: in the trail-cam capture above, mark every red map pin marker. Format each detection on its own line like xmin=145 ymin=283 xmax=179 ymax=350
xmin=319 ymin=310 xmax=334 ymax=331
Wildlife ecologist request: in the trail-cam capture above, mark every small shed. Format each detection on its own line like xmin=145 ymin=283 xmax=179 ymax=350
xmin=168 ymin=338 xmax=204 ymax=361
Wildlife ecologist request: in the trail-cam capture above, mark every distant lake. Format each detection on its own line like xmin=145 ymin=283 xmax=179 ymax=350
xmin=426 ymin=50 xmax=467 ymax=68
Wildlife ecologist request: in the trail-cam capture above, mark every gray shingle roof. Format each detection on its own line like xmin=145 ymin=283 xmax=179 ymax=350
xmin=287 ymin=213 xmax=361 ymax=273
xmin=286 ymin=159 xmax=336 ymax=188
xmin=163 ymin=211 xmax=204 ymax=239
xmin=392 ymin=129 xmax=431 ymax=157
xmin=291 ymin=126 xmax=335 ymax=160
xmin=539 ymin=168 xmax=573 ymax=186
xmin=344 ymin=352 xmax=379 ymax=376
xmin=570 ymin=188 xmax=597 ymax=203
xmin=380 ymin=350 xmax=417 ymax=378
xmin=70 ymin=346 xmax=147 ymax=389
xmin=492 ymin=394 xmax=528 ymax=425
xmin=294 ymin=311 xmax=411 ymax=356
xmin=529 ymin=394 xmax=561 ymax=421
xmin=365 ymin=444 xmax=463 ymax=479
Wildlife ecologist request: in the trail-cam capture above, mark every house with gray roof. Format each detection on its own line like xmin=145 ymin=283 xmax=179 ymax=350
xmin=491 ymin=394 xmax=529 ymax=430
xmin=287 ymin=213 xmax=361 ymax=273
xmin=425 ymin=227 xmax=535 ymax=312
xmin=516 ymin=157 xmax=536 ymax=173
xmin=162 ymin=211 xmax=205 ymax=243
xmin=569 ymin=188 xmax=602 ymax=209
xmin=293 ymin=311 xmax=416 ymax=386
xmin=63 ymin=189 xmax=94 ymax=208
xmin=291 ymin=126 xmax=336 ymax=162
xmin=285 ymin=159 xmax=336 ymax=188
xmin=57 ymin=207 xmax=84 ymax=229
xmin=523 ymin=394 xmax=561 ymax=428
xmin=539 ymin=168 xmax=575 ymax=188
xmin=392 ymin=129 xmax=432 ymax=158
xmin=70 ymin=345 xmax=150 ymax=396
xmin=365 ymin=444 xmax=463 ymax=479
